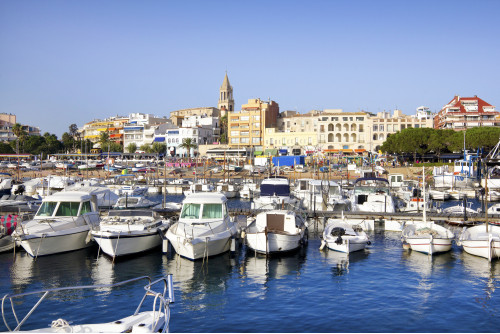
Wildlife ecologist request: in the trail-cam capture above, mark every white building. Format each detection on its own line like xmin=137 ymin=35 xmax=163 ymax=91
xmin=123 ymin=113 xmax=172 ymax=150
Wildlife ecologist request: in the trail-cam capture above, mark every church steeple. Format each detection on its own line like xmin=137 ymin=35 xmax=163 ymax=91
xmin=218 ymin=72 xmax=234 ymax=117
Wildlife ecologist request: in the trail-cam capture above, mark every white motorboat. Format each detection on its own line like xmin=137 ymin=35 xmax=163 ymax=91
xmin=92 ymin=209 xmax=171 ymax=257
xmin=458 ymin=224 xmax=500 ymax=261
xmin=216 ymin=182 xmax=240 ymax=199
xmin=442 ymin=201 xmax=479 ymax=226
xmin=0 ymin=214 xmax=17 ymax=252
xmin=427 ymin=189 xmax=450 ymax=201
xmin=165 ymin=192 xmax=238 ymax=260
xmin=251 ymin=177 xmax=301 ymax=210
xmin=1 ymin=275 xmax=175 ymax=333
xmin=350 ymin=177 xmax=397 ymax=213
xmin=12 ymin=191 xmax=100 ymax=257
xmin=240 ymin=180 xmax=259 ymax=199
xmin=293 ymin=179 xmax=350 ymax=211
xmin=182 ymin=180 xmax=215 ymax=196
xmin=0 ymin=194 xmax=42 ymax=212
xmin=320 ymin=219 xmax=370 ymax=253
xmin=106 ymin=174 xmax=148 ymax=197
xmin=62 ymin=182 xmax=120 ymax=208
xmin=245 ymin=210 xmax=308 ymax=254
xmin=487 ymin=190 xmax=500 ymax=202
xmin=113 ymin=195 xmax=160 ymax=209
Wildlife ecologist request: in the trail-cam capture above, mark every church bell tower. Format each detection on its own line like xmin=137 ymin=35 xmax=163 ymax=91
xmin=218 ymin=72 xmax=234 ymax=117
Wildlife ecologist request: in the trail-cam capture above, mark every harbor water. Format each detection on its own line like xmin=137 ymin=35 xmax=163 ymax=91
xmin=1 ymin=197 xmax=500 ymax=332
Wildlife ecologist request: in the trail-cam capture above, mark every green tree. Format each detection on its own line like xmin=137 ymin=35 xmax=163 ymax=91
xmin=151 ymin=142 xmax=166 ymax=154
xmin=0 ymin=142 xmax=14 ymax=154
xmin=61 ymin=132 xmax=75 ymax=152
xmin=127 ymin=143 xmax=137 ymax=153
xmin=139 ymin=144 xmax=152 ymax=153
xmin=220 ymin=114 xmax=228 ymax=144
xmin=11 ymin=123 xmax=26 ymax=153
xmin=178 ymin=138 xmax=198 ymax=157
xmin=99 ymin=132 xmax=110 ymax=150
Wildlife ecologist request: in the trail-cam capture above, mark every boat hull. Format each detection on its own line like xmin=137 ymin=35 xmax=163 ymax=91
xmin=92 ymin=230 xmax=163 ymax=257
xmin=461 ymin=239 xmax=500 ymax=260
xmin=0 ymin=234 xmax=14 ymax=253
xmin=246 ymin=231 xmax=304 ymax=254
xmin=325 ymin=236 xmax=368 ymax=253
xmin=405 ymin=237 xmax=452 ymax=254
xmin=166 ymin=231 xmax=233 ymax=260
xmin=17 ymin=229 xmax=92 ymax=257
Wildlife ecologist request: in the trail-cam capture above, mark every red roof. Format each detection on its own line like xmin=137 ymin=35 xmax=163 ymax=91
xmin=445 ymin=95 xmax=494 ymax=113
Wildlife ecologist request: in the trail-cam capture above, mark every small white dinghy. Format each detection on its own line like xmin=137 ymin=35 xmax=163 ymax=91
xmin=321 ymin=219 xmax=370 ymax=253
xmin=245 ymin=210 xmax=308 ymax=254
xmin=1 ymin=275 xmax=175 ymax=333
xmin=401 ymin=167 xmax=455 ymax=255
xmin=402 ymin=221 xmax=454 ymax=255
xmin=458 ymin=224 xmax=500 ymax=261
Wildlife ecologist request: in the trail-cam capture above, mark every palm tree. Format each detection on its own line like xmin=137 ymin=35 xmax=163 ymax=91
xmin=12 ymin=123 xmax=26 ymax=153
xmin=178 ymin=138 xmax=198 ymax=157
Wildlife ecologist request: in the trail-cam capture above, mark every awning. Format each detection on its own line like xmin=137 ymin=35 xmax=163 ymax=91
xmin=355 ymin=149 xmax=366 ymax=153
xmin=253 ymin=151 xmax=263 ymax=155
xmin=110 ymin=133 xmax=123 ymax=138
xmin=342 ymin=149 xmax=354 ymax=153
xmin=306 ymin=151 xmax=314 ymax=154
xmin=264 ymin=149 xmax=278 ymax=156
xmin=154 ymin=137 xmax=165 ymax=142
xmin=324 ymin=149 xmax=339 ymax=153
xmin=279 ymin=149 xmax=288 ymax=154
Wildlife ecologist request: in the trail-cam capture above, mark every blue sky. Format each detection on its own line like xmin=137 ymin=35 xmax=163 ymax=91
xmin=1 ymin=0 xmax=499 ymax=138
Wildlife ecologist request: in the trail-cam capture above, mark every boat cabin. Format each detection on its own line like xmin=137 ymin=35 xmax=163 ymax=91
xmin=180 ymin=193 xmax=229 ymax=221
xmin=35 ymin=191 xmax=98 ymax=218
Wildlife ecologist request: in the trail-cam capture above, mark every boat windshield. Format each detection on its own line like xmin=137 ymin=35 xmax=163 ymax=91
xmin=202 ymin=204 xmax=223 ymax=219
xmin=36 ymin=201 xmax=58 ymax=217
xmin=181 ymin=203 xmax=201 ymax=219
xmin=55 ymin=202 xmax=80 ymax=216
xmin=180 ymin=203 xmax=226 ymax=219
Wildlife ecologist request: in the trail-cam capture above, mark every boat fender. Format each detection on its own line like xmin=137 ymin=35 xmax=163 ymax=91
xmin=335 ymin=235 xmax=343 ymax=245
xmin=319 ymin=240 xmax=326 ymax=251
xmin=366 ymin=240 xmax=371 ymax=245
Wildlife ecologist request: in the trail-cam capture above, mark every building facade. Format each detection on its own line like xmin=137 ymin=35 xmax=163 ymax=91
xmin=0 ymin=113 xmax=41 ymax=142
xmin=81 ymin=116 xmax=129 ymax=146
xmin=369 ymin=109 xmax=434 ymax=151
xmin=434 ymin=95 xmax=499 ymax=130
xmin=228 ymin=98 xmax=279 ymax=149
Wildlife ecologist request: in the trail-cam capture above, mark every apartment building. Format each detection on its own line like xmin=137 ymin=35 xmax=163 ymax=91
xmin=81 ymin=116 xmax=129 ymax=146
xmin=434 ymin=95 xmax=500 ymax=130
xmin=369 ymin=109 xmax=434 ymax=151
xmin=228 ymin=98 xmax=279 ymax=148
xmin=0 ymin=113 xmax=41 ymax=142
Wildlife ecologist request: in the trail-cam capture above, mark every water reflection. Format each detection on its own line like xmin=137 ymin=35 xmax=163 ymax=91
xmin=460 ymin=252 xmax=500 ymax=316
xmin=4 ymin=248 xmax=95 ymax=296
xmin=320 ymin=249 xmax=369 ymax=277
xmin=161 ymin=252 xmax=235 ymax=312
xmin=402 ymin=250 xmax=455 ymax=320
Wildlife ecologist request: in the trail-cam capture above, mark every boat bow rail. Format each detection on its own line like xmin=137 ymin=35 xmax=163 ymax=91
xmin=1 ymin=275 xmax=175 ymax=333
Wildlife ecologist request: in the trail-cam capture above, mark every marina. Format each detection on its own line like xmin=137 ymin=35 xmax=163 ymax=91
xmin=1 ymin=160 xmax=500 ymax=332
xmin=1 ymin=200 xmax=500 ymax=332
